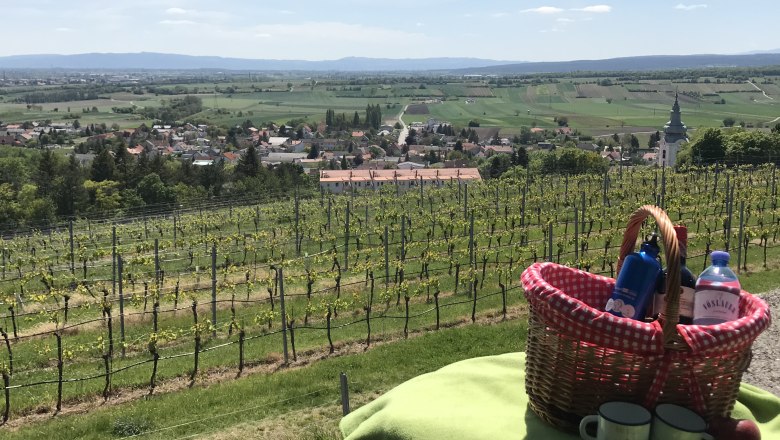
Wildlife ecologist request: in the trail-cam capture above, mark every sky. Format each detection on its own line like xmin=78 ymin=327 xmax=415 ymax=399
xmin=1 ymin=0 xmax=777 ymax=62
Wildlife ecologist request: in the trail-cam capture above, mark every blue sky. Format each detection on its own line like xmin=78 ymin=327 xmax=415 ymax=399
xmin=2 ymin=0 xmax=776 ymax=61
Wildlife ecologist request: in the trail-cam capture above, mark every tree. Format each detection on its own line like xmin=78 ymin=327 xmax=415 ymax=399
xmin=454 ymin=140 xmax=463 ymax=152
xmin=394 ymin=122 xmax=402 ymax=129
xmin=405 ymin=128 xmax=417 ymax=146
xmin=556 ymin=116 xmax=568 ymax=127
xmin=647 ymin=131 xmax=661 ymax=149
xmin=83 ymin=180 xmax=122 ymax=212
xmin=54 ymin=154 xmax=88 ymax=216
xmin=325 ymin=109 xmax=335 ymax=128
xmin=307 ymin=144 xmax=320 ymax=159
xmin=353 ymin=153 xmax=364 ymax=166
xmin=235 ymin=145 xmax=260 ymax=178
xmin=723 ymin=117 xmax=736 ymax=127
xmin=340 ymin=156 xmax=349 ymax=170
xmin=136 ymin=173 xmax=176 ymax=208
xmin=365 ymin=104 xmax=381 ymax=129
xmin=35 ymin=149 xmax=59 ymax=197
xmin=90 ymin=148 xmax=116 ymax=182
xmin=479 ymin=154 xmax=512 ymax=179
xmin=689 ymin=128 xmax=725 ymax=164
xmin=512 ymin=146 xmax=529 ymax=167
xmin=198 ymin=162 xmax=226 ymax=196
xmin=114 ymin=142 xmax=134 ymax=186
xmin=773 ymin=123 xmax=780 ymax=134
xmin=353 ymin=111 xmax=360 ymax=127
xmin=630 ymin=135 xmax=640 ymax=154
xmin=73 ymin=119 xmax=81 ymax=130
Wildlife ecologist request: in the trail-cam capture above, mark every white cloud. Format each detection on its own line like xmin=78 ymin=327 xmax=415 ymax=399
xmin=492 ymin=12 xmax=509 ymax=18
xmin=576 ymin=5 xmax=612 ymax=13
xmin=193 ymin=21 xmax=434 ymax=59
xmin=556 ymin=18 xmax=575 ymax=22
xmin=521 ymin=6 xmax=564 ymax=14
xmin=674 ymin=3 xmax=707 ymax=10
xmin=165 ymin=7 xmax=187 ymax=15
xmin=159 ymin=19 xmax=197 ymax=25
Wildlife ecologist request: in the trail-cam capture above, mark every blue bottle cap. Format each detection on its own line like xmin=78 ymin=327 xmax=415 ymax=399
xmin=711 ymin=250 xmax=730 ymax=263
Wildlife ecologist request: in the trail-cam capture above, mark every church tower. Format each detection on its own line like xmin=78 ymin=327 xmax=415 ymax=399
xmin=657 ymin=93 xmax=688 ymax=167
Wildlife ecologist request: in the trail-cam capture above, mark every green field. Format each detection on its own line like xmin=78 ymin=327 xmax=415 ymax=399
xmin=2 ymin=75 xmax=778 ymax=138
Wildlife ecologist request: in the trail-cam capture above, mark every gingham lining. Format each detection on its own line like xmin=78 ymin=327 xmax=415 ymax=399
xmin=521 ymin=262 xmax=771 ymax=356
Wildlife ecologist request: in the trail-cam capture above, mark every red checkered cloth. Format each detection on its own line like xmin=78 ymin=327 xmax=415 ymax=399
xmin=521 ymin=263 xmax=665 ymax=355
xmin=522 ymin=262 xmax=771 ymax=355
xmin=521 ymin=262 xmax=772 ymax=412
xmin=677 ymin=292 xmax=771 ymax=355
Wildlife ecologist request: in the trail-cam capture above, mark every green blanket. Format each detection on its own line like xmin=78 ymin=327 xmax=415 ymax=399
xmin=340 ymin=352 xmax=780 ymax=439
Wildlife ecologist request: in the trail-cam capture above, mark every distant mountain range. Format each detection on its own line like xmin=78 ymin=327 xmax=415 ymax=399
xmin=0 ymin=52 xmax=779 ymax=73
xmin=456 ymin=53 xmax=780 ymax=75
xmin=0 ymin=53 xmax=516 ymax=71
xmin=740 ymin=48 xmax=780 ymax=55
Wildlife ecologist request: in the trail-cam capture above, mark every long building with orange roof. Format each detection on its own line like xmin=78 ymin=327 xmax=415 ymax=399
xmin=319 ymin=168 xmax=481 ymax=193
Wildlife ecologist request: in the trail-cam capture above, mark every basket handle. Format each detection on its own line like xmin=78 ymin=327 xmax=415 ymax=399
xmin=616 ymin=205 xmax=680 ymax=344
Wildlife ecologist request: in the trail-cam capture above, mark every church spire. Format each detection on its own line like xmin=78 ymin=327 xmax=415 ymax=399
xmin=664 ymin=93 xmax=687 ymax=144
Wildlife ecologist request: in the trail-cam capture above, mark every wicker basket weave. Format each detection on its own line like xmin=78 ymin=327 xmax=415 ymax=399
xmin=521 ymin=205 xmax=771 ymax=432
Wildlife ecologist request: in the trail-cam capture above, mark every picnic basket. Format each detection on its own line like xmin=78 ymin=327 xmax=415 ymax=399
xmin=520 ymin=204 xmax=771 ymax=432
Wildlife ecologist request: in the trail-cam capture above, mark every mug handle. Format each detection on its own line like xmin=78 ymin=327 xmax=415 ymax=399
xmin=579 ymin=415 xmax=599 ymax=440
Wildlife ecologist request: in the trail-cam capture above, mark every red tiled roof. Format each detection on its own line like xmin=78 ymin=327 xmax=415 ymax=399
xmin=319 ymin=168 xmax=481 ymax=183
xmin=127 ymin=146 xmax=144 ymax=155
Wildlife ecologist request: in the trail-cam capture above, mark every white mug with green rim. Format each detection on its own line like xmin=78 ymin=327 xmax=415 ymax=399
xmin=651 ymin=404 xmax=714 ymax=440
xmin=579 ymin=401 xmax=652 ymax=440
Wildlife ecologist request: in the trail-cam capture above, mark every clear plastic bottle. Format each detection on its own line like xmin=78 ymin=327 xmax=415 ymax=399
xmin=692 ymin=251 xmax=741 ymax=325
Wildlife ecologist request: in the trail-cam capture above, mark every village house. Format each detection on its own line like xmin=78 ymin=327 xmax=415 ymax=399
xmin=262 ymin=152 xmax=308 ymax=165
xmin=319 ymin=168 xmax=482 ymax=193
xmin=482 ymin=145 xmax=513 ymax=156
xmin=576 ymin=142 xmax=600 ymax=153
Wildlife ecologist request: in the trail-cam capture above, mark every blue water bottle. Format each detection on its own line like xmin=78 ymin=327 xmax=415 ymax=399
xmin=606 ymin=234 xmax=662 ymax=320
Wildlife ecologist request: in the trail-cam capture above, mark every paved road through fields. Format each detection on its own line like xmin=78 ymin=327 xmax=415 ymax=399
xmin=397 ymin=105 xmax=409 ymax=146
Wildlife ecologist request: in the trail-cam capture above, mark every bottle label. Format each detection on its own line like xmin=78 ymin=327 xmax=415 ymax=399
xmin=654 ymin=287 xmax=694 ymax=320
xmin=607 ymin=287 xmax=640 ymax=319
xmin=679 ymin=286 xmax=695 ymax=318
xmin=693 ymin=290 xmax=739 ymax=323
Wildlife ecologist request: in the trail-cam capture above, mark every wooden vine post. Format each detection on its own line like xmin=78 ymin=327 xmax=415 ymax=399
xmin=191 ymin=300 xmax=200 ymax=382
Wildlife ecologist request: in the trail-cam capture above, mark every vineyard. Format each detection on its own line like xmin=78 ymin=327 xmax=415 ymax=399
xmin=1 ymin=164 xmax=780 ymax=424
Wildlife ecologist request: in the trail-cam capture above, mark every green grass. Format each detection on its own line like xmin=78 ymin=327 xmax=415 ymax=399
xmin=4 ymin=317 xmax=527 ymax=439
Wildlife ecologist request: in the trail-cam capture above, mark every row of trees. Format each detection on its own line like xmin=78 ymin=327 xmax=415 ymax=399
xmin=678 ymin=125 xmax=780 ymax=166
xmin=0 ymin=143 xmax=310 ymax=228
xmin=476 ymin=145 xmax=605 ymax=180
xmin=324 ymin=105 xmax=383 ymax=132
xmin=138 ymin=96 xmax=204 ymax=125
